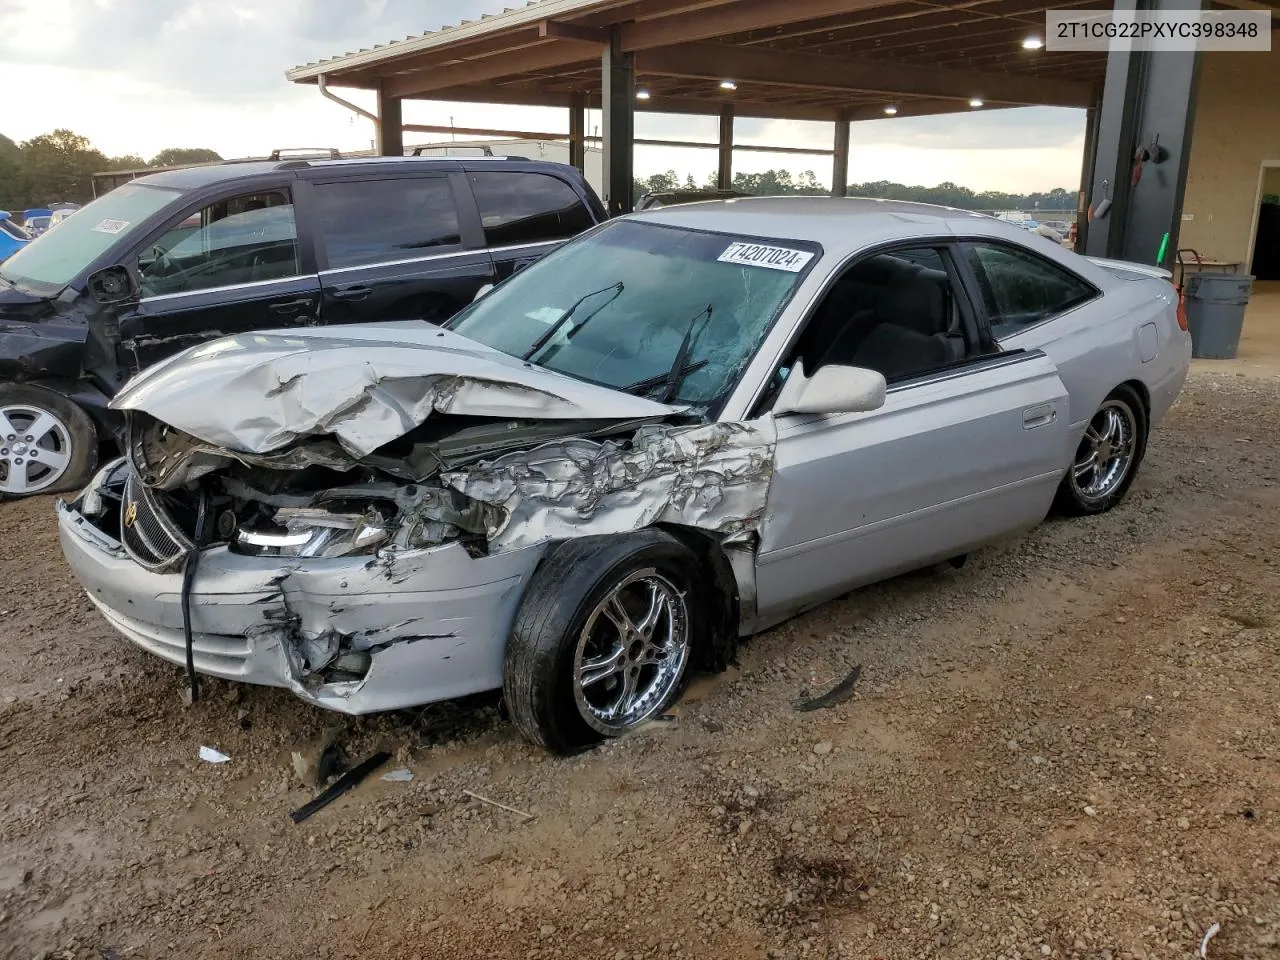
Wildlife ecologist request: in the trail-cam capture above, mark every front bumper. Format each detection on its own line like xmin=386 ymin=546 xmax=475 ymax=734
xmin=57 ymin=499 xmax=544 ymax=714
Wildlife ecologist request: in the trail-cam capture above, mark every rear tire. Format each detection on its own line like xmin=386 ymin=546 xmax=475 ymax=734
xmin=503 ymin=530 xmax=704 ymax=754
xmin=0 ymin=384 xmax=97 ymax=498
xmin=1053 ymin=384 xmax=1147 ymax=516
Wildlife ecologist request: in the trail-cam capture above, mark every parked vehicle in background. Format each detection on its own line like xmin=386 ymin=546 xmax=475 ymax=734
xmin=48 ymin=202 xmax=80 ymax=229
xmin=0 ymin=156 xmax=605 ymax=497
xmin=57 ymin=197 xmax=1191 ymax=752
xmin=22 ymin=208 xmax=53 ymax=236
xmin=0 ymin=213 xmax=31 ymax=262
xmin=635 ymin=188 xmax=748 ymax=211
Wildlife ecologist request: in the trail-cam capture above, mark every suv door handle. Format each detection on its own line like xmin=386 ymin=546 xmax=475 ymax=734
xmin=511 ymin=258 xmax=538 ymax=274
xmin=1022 ymin=404 xmax=1058 ymax=429
xmin=330 ymin=285 xmax=372 ymax=301
xmin=268 ymin=298 xmax=315 ymax=315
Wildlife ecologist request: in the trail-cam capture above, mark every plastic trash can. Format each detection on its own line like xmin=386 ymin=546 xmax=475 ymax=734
xmin=1183 ymin=271 xmax=1252 ymax=359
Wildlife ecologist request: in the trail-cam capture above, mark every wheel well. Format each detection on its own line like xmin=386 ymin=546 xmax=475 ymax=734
xmin=1119 ymin=379 xmax=1151 ymax=416
xmin=656 ymin=524 xmax=740 ymax=673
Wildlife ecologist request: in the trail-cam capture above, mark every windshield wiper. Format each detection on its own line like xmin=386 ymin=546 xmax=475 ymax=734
xmin=521 ymin=281 xmax=624 ymax=361
xmin=622 ymin=360 xmax=709 ymax=399
xmin=655 ymin=304 xmax=712 ymax=403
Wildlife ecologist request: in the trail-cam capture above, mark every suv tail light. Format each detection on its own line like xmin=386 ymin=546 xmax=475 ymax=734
xmin=1175 ymin=286 xmax=1188 ymax=331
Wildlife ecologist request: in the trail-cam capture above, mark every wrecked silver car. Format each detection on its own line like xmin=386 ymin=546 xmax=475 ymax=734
xmin=58 ymin=199 xmax=1190 ymax=752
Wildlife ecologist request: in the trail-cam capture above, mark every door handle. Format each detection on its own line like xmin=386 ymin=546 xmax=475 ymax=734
xmin=268 ymin=298 xmax=315 ymax=315
xmin=1022 ymin=405 xmax=1058 ymax=429
xmin=511 ymin=258 xmax=538 ymax=274
xmin=330 ymin=285 xmax=372 ymax=301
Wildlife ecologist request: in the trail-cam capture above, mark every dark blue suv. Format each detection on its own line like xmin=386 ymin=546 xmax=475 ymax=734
xmin=0 ymin=156 xmax=605 ymax=497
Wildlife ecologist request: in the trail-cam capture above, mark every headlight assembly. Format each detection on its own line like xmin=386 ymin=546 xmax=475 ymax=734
xmin=233 ymin=506 xmax=391 ymax=559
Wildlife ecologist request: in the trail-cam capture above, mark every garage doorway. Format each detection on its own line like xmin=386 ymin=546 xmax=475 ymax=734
xmin=1249 ymin=162 xmax=1280 ymax=280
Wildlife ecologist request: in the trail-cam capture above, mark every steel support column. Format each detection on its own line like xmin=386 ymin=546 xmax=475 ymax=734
xmin=375 ymin=83 xmax=404 ymax=157
xmin=569 ymin=93 xmax=587 ymax=172
xmin=1084 ymin=0 xmax=1202 ymax=268
xmin=602 ymin=27 xmax=635 ymax=215
xmin=717 ymin=104 xmax=734 ymax=191
xmin=1075 ymin=103 xmax=1101 ymax=251
xmin=832 ymin=116 xmax=850 ymax=198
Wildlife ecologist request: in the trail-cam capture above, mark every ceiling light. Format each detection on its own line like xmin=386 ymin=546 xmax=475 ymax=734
xmin=1022 ymin=36 xmax=1043 ymax=49
xmin=969 ymin=97 xmax=984 ymax=108
xmin=636 ymin=89 xmax=651 ymax=100
xmin=719 ymin=80 xmax=737 ymax=91
xmin=883 ymin=105 xmax=898 ymax=115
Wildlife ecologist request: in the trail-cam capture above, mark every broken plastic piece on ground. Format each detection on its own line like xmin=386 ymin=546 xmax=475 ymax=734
xmin=198 ymin=746 xmax=231 ymax=763
xmin=1200 ymin=921 xmax=1221 ymax=958
xmin=290 ymin=750 xmax=391 ymax=824
xmin=794 ymin=664 xmax=863 ymax=712
xmin=381 ymin=768 xmax=414 ymax=782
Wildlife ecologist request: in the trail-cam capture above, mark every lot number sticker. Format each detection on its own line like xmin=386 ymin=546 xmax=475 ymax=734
xmin=92 ymin=219 xmax=130 ymax=234
xmin=717 ymin=241 xmax=814 ymax=272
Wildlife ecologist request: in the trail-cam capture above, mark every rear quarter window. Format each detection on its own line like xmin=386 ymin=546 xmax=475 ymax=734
xmin=469 ymin=172 xmax=594 ymax=247
xmin=966 ymin=240 xmax=1097 ymax=339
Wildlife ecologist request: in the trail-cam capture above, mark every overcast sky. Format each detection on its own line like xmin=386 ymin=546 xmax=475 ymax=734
xmin=0 ymin=0 xmax=1086 ymax=192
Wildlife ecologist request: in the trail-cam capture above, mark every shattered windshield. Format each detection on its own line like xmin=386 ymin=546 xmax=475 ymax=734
xmin=448 ymin=220 xmax=819 ymax=410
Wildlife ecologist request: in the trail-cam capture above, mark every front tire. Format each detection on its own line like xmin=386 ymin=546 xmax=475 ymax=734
xmin=504 ymin=530 xmax=703 ymax=754
xmin=1054 ymin=384 xmax=1148 ymax=516
xmin=0 ymin=384 xmax=97 ymax=498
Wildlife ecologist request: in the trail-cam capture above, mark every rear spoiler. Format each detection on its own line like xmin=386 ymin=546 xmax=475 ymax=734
xmin=1085 ymin=256 xmax=1172 ymax=281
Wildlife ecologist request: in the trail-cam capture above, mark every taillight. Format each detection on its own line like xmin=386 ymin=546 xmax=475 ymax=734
xmin=1176 ymin=286 xmax=1188 ymax=331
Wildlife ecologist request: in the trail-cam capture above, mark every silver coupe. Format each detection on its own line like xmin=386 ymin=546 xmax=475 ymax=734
xmin=56 ymin=198 xmax=1191 ymax=753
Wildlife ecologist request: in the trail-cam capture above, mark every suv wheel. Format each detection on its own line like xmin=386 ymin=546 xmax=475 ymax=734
xmin=0 ymin=384 xmax=98 ymax=498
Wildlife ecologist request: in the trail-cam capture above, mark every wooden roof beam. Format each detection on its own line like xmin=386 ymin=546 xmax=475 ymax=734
xmin=620 ymin=0 xmax=901 ymax=51
xmin=383 ymin=38 xmax=603 ymax=98
xmin=635 ymin=41 xmax=1096 ymax=108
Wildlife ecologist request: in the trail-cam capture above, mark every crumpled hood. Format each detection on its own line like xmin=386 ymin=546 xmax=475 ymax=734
xmin=110 ymin=322 xmax=680 ymax=457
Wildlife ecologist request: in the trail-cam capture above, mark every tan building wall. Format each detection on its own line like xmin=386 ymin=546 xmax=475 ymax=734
xmin=1180 ymin=49 xmax=1280 ymax=268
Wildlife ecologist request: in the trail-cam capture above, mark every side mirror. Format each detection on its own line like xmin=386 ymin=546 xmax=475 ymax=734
xmin=473 ymin=283 xmax=494 ymax=302
xmin=773 ymin=361 xmax=886 ymax=417
xmin=86 ymin=265 xmax=139 ymax=306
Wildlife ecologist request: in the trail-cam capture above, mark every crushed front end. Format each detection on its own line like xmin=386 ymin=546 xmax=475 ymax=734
xmin=56 ymin=413 xmax=557 ymax=713
xmin=58 ymin=404 xmax=775 ymax=715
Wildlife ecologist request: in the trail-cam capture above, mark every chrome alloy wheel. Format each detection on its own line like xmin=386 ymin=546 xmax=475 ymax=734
xmin=1069 ymin=399 xmax=1138 ymax=503
xmin=0 ymin=404 xmax=73 ymax=495
xmin=572 ymin=569 xmax=691 ymax=734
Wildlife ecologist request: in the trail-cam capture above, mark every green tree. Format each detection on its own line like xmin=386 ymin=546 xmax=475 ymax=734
xmin=106 ymin=154 xmax=147 ymax=171
xmin=149 ymin=147 xmax=223 ymax=168
xmin=0 ymin=134 xmax=22 ymax=210
xmin=17 ymin=129 xmax=107 ymax=205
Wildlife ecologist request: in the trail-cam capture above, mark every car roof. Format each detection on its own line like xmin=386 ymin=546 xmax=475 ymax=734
xmin=129 ymin=156 xmax=571 ymax=191
xmin=631 ymin=195 xmax=1020 ymax=250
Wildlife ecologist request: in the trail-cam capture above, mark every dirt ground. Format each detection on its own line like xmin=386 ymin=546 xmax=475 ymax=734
xmin=2 ymin=359 xmax=1279 ymax=959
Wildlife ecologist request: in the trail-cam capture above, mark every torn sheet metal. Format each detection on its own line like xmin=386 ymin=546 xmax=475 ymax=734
xmin=110 ymin=323 xmax=679 ymax=457
xmin=443 ymin=420 xmax=776 ymax=552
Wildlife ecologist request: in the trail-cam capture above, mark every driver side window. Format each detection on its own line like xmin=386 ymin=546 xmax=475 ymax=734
xmin=138 ymin=191 xmax=299 ymax=297
xmin=785 ymin=245 xmax=975 ymax=385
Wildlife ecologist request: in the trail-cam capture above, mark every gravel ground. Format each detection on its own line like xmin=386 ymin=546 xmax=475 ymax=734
xmin=1 ymin=369 xmax=1278 ymax=960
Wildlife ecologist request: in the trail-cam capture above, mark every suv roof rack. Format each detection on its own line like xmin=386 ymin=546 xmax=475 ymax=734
xmin=270 ymin=147 xmax=342 ymax=161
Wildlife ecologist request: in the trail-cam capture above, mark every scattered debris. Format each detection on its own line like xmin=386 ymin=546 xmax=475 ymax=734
xmin=463 ymin=789 xmax=535 ymax=821
xmin=198 ymin=746 xmax=230 ymax=764
xmin=290 ymin=751 xmax=392 ymax=824
xmin=812 ymin=740 xmax=834 ymax=756
xmin=101 ymin=949 xmax=122 ymax=960
xmin=236 ymin=707 xmax=252 ymax=730
xmin=381 ymin=768 xmax=414 ymax=783
xmin=1200 ymin=921 xmax=1221 ymax=958
xmin=795 ymin=664 xmax=862 ymax=712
